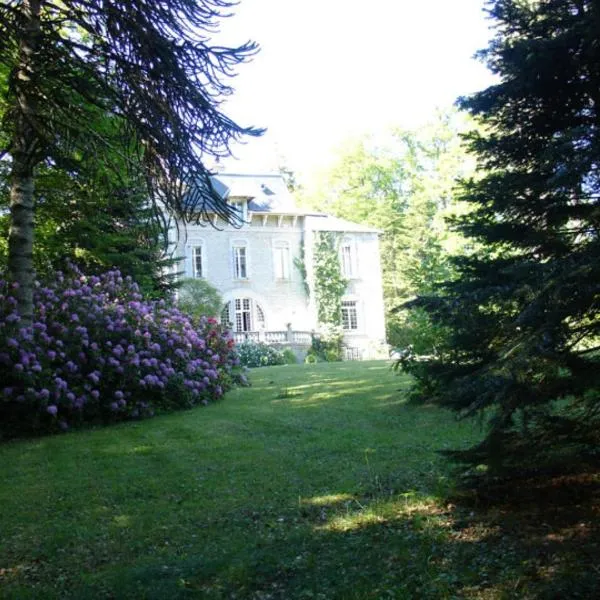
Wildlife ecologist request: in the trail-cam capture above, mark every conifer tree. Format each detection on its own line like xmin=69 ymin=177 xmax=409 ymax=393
xmin=405 ymin=0 xmax=600 ymax=478
xmin=0 ymin=0 xmax=261 ymax=321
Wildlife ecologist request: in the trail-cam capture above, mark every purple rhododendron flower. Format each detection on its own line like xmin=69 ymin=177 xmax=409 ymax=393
xmin=0 ymin=264 xmax=244 ymax=436
xmin=47 ymin=405 xmax=58 ymax=416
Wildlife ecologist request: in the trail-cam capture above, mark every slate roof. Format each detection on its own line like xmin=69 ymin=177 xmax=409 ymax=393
xmin=210 ymin=173 xmax=308 ymax=215
xmin=207 ymin=172 xmax=380 ymax=233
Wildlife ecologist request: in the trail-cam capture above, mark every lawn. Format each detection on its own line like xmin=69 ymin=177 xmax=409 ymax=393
xmin=1 ymin=361 xmax=598 ymax=599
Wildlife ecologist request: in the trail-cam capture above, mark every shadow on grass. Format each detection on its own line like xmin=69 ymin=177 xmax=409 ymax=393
xmin=49 ymin=474 xmax=600 ymax=600
xmin=4 ymin=362 xmax=596 ymax=599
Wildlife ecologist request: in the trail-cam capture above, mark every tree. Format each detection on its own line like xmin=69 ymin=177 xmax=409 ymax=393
xmin=300 ymin=112 xmax=474 ymax=351
xmin=404 ymin=0 xmax=600 ymax=478
xmin=177 ymin=277 xmax=223 ymax=319
xmin=0 ymin=109 xmax=179 ymax=297
xmin=0 ymin=0 xmax=262 ymax=322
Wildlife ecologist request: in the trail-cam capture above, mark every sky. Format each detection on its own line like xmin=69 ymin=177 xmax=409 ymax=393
xmin=215 ymin=0 xmax=498 ymax=181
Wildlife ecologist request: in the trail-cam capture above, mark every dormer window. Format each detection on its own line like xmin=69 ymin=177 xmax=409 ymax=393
xmin=227 ymin=199 xmax=248 ymax=223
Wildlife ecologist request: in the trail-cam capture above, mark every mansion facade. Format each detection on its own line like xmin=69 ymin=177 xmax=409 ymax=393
xmin=175 ymin=173 xmax=387 ymax=360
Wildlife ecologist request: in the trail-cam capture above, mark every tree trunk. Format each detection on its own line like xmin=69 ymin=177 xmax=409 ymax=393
xmin=7 ymin=0 xmax=42 ymax=325
xmin=8 ymin=162 xmax=35 ymax=324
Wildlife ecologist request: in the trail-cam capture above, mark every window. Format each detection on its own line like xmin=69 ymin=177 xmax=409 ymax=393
xmin=232 ymin=243 xmax=248 ymax=279
xmin=221 ymin=298 xmax=266 ymax=332
xmin=235 ymin=298 xmax=252 ymax=332
xmin=340 ymin=242 xmax=356 ymax=278
xmin=228 ymin=200 xmax=248 ymax=223
xmin=221 ymin=303 xmax=231 ymax=327
xmin=341 ymin=300 xmax=358 ymax=331
xmin=192 ymin=245 xmax=204 ymax=278
xmin=273 ymin=241 xmax=290 ymax=280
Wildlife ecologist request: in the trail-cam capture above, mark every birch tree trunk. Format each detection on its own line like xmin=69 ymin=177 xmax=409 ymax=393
xmin=7 ymin=0 xmax=42 ymax=325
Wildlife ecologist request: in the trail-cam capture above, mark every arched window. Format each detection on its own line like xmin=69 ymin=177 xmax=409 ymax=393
xmin=221 ymin=303 xmax=231 ymax=327
xmin=221 ymin=298 xmax=266 ymax=332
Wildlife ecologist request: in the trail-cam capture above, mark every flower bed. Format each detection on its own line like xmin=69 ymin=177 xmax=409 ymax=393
xmin=0 ymin=268 xmax=247 ymax=437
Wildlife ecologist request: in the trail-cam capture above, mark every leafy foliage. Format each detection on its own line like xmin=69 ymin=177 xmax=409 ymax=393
xmin=403 ymin=0 xmax=600 ymax=478
xmin=313 ymin=231 xmax=348 ymax=327
xmin=236 ymin=340 xmax=286 ymax=368
xmin=177 ymin=277 xmax=223 ymax=320
xmin=0 ymin=266 xmax=246 ymax=437
xmin=281 ymin=348 xmax=298 ymax=364
xmin=0 ymin=154 xmax=178 ymax=297
xmin=300 ymin=111 xmax=475 ymax=350
xmin=0 ymin=0 xmax=262 ymax=319
xmin=306 ymin=326 xmax=344 ymax=362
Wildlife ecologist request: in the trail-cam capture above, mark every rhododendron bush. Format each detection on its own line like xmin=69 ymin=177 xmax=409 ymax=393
xmin=0 ymin=267 xmax=247 ymax=436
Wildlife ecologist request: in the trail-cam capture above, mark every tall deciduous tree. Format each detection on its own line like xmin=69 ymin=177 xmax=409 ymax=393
xmin=301 ymin=112 xmax=474 ymax=350
xmin=404 ymin=0 xmax=600 ymax=478
xmin=0 ymin=0 xmax=262 ymax=321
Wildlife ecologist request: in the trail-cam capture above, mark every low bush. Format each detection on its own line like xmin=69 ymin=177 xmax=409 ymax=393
xmin=236 ymin=340 xmax=285 ymax=368
xmin=0 ymin=267 xmax=247 ymax=437
xmin=282 ymin=348 xmax=298 ymax=365
xmin=308 ymin=326 xmax=343 ymax=362
xmin=177 ymin=278 xmax=223 ymax=319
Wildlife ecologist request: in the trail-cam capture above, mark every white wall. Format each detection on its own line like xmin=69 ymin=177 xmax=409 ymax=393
xmin=177 ymin=215 xmax=313 ymax=332
xmin=176 ymin=215 xmax=388 ymax=358
xmin=341 ymin=233 xmax=388 ymax=358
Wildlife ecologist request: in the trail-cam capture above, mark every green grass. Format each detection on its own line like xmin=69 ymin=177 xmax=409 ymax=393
xmin=1 ymin=361 xmax=598 ymax=599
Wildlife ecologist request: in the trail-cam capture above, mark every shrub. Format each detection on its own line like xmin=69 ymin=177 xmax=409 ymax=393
xmin=310 ymin=326 xmax=343 ymax=362
xmin=236 ymin=340 xmax=285 ymax=368
xmin=282 ymin=348 xmax=298 ymax=365
xmin=177 ymin=278 xmax=223 ymax=319
xmin=0 ymin=267 xmax=247 ymax=437
xmin=304 ymin=352 xmax=319 ymax=364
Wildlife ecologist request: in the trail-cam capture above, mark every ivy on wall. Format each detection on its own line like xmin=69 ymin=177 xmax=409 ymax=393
xmin=295 ymin=231 xmax=348 ymax=327
xmin=313 ymin=231 xmax=348 ymax=327
xmin=295 ymin=231 xmax=348 ymax=361
xmin=293 ymin=240 xmax=309 ymax=297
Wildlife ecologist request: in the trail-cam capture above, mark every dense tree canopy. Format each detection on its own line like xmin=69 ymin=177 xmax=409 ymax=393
xmin=0 ymin=102 xmax=178 ymax=296
xmin=301 ymin=112 xmax=474 ymax=351
xmin=0 ymin=0 xmax=261 ymax=319
xmin=403 ymin=0 xmax=600 ymax=479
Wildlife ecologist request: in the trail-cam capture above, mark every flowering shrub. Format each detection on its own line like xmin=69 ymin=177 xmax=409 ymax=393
xmin=0 ymin=267 xmax=247 ymax=437
xmin=236 ymin=340 xmax=286 ymax=368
